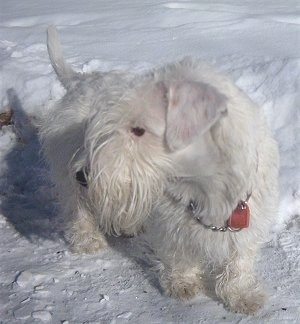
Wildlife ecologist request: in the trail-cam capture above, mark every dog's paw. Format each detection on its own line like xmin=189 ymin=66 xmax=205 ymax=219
xmin=69 ymin=233 xmax=108 ymax=254
xmin=162 ymin=279 xmax=202 ymax=300
xmin=216 ymin=275 xmax=266 ymax=314
xmin=71 ymin=234 xmax=107 ymax=254
xmin=223 ymin=289 xmax=266 ymax=315
xmin=160 ymin=269 xmax=204 ymax=300
xmin=67 ymin=217 xmax=108 ymax=254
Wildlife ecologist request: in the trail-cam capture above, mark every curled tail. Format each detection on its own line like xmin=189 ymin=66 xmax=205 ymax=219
xmin=47 ymin=25 xmax=78 ymax=89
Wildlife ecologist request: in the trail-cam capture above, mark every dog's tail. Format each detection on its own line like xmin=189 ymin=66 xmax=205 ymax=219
xmin=47 ymin=25 xmax=78 ymax=89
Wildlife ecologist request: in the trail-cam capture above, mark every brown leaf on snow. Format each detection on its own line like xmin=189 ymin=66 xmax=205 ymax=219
xmin=0 ymin=109 xmax=13 ymax=127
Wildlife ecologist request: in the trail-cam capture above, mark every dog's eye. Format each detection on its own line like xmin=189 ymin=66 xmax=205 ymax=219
xmin=131 ymin=127 xmax=145 ymax=137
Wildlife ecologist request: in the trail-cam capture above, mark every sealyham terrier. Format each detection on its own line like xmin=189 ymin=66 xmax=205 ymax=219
xmin=41 ymin=26 xmax=279 ymax=314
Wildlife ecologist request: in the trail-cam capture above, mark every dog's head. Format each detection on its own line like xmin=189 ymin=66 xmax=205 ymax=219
xmin=79 ymin=74 xmax=228 ymax=235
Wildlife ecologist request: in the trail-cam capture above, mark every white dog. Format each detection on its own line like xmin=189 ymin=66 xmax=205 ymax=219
xmin=41 ymin=26 xmax=279 ymax=314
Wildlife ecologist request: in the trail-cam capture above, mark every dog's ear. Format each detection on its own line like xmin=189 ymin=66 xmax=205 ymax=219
xmin=165 ymin=81 xmax=227 ymax=151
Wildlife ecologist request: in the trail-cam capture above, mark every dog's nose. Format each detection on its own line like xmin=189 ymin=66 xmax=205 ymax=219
xmin=76 ymin=169 xmax=88 ymax=187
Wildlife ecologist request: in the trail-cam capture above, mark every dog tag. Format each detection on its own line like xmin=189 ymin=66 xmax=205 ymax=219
xmin=228 ymin=201 xmax=250 ymax=228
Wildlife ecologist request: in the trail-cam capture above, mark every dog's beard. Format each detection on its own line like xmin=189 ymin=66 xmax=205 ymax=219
xmin=87 ymin=134 xmax=171 ymax=236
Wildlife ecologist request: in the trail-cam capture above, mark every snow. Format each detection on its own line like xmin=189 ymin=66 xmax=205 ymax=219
xmin=0 ymin=0 xmax=299 ymax=323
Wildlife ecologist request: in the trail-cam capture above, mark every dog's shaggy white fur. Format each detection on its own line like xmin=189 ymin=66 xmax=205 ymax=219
xmin=41 ymin=26 xmax=279 ymax=314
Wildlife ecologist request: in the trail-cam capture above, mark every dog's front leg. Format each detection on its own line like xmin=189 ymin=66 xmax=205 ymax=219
xmin=215 ymin=248 xmax=266 ymax=314
xmin=159 ymin=260 xmax=205 ymax=300
xmin=66 ymin=205 xmax=108 ymax=254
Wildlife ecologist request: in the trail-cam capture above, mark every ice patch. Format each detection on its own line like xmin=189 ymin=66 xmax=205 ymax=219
xmin=13 ymin=305 xmax=31 ymax=320
xmin=117 ymin=311 xmax=133 ymax=319
xmin=31 ymin=310 xmax=52 ymax=322
xmin=14 ymin=271 xmax=33 ymax=288
xmin=14 ymin=270 xmax=50 ymax=288
xmin=99 ymin=294 xmax=110 ymax=303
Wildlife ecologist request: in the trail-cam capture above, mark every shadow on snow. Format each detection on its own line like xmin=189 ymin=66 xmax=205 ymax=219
xmin=0 ymin=88 xmax=63 ymax=241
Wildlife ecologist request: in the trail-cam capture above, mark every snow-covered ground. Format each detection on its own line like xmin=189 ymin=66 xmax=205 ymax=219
xmin=0 ymin=1 xmax=299 ymax=323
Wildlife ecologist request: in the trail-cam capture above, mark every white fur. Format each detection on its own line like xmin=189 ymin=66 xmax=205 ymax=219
xmin=41 ymin=26 xmax=279 ymax=314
